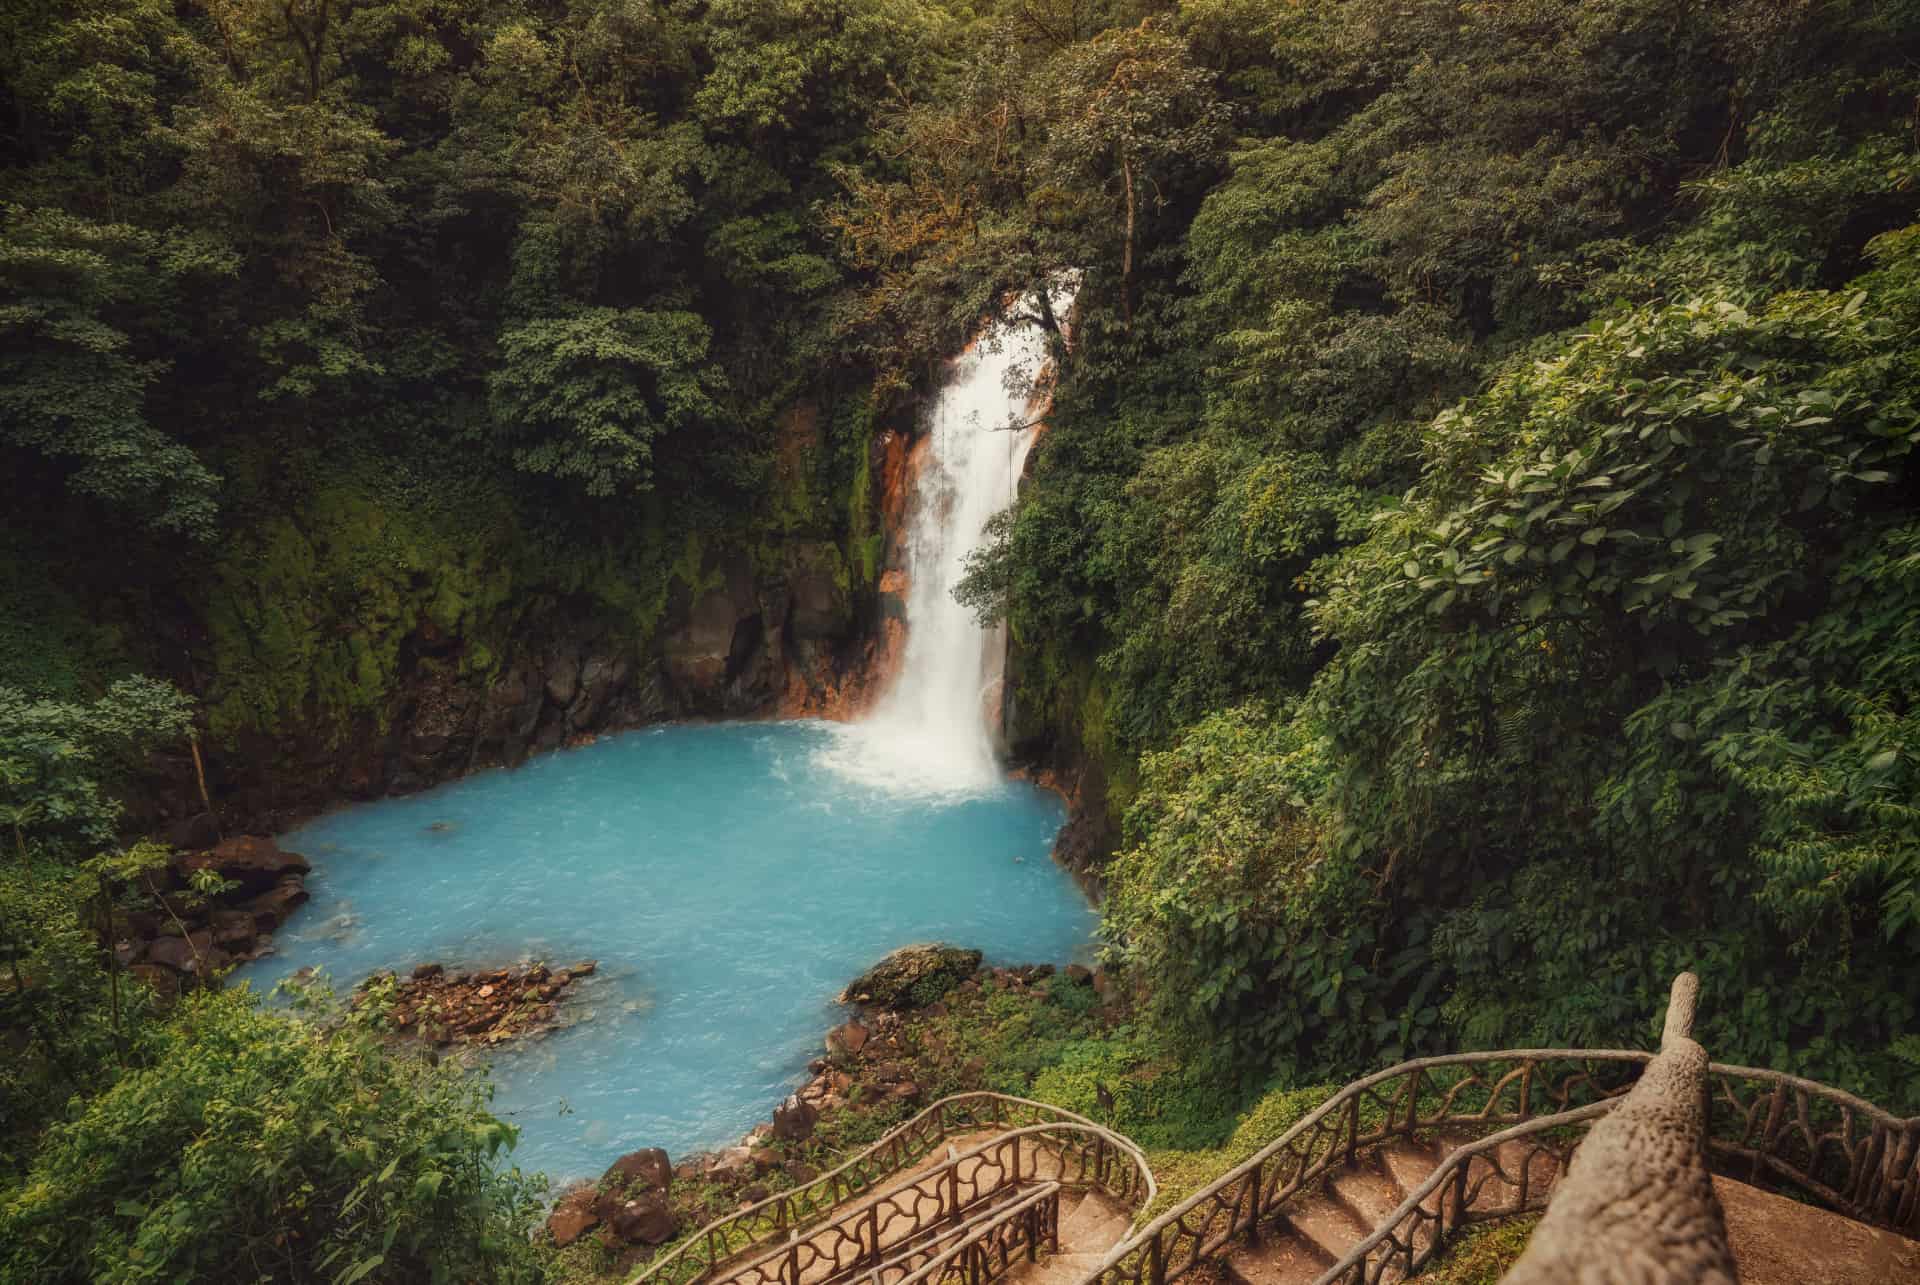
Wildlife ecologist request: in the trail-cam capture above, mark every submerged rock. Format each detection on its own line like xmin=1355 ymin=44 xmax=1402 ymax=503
xmin=840 ymin=944 xmax=983 ymax=1010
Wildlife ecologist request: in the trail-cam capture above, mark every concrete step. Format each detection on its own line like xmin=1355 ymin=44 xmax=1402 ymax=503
xmin=1059 ymin=1191 xmax=1130 ymax=1254
xmin=1377 ymin=1138 xmax=1442 ymax=1204
xmin=1717 ymin=1175 xmax=1920 ymax=1285
xmin=1003 ymin=1251 xmax=1110 ymax=1285
xmin=1224 ymin=1187 xmax=1373 ymax=1285
xmin=1326 ymin=1155 xmax=1406 ymax=1231
xmin=1226 ymin=1227 xmax=1338 ymax=1285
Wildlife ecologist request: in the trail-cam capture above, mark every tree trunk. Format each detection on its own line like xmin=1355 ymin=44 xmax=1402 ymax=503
xmin=1120 ymin=153 xmax=1136 ymax=328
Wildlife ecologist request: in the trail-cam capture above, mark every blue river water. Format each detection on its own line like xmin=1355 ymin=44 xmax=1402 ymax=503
xmin=242 ymin=721 xmax=1093 ymax=1184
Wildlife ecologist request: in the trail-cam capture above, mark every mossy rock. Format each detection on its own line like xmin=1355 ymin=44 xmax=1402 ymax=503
xmin=840 ymin=944 xmax=983 ymax=1010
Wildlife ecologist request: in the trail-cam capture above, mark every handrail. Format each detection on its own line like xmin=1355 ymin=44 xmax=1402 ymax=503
xmin=867 ymin=1181 xmax=1061 ymax=1280
xmin=942 ymin=1122 xmax=1157 ymax=1212
xmin=635 ymin=1045 xmax=1920 ymax=1285
xmin=1077 ymin=1043 xmax=1920 ymax=1285
xmin=627 ymin=1094 xmax=1114 ymax=1285
xmin=1313 ymin=1102 xmax=1616 ymax=1284
xmin=702 ymin=1122 xmax=1150 ymax=1285
xmin=1085 ymin=1048 xmax=1648 ymax=1285
xmin=887 ymin=1184 xmax=1063 ymax=1285
xmin=1502 ymin=973 xmax=1731 ymax=1285
xmin=1700 ymin=1061 xmax=1920 ymax=1234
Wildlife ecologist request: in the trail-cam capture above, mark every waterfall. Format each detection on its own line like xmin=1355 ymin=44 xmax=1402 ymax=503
xmin=822 ymin=284 xmax=1071 ymax=796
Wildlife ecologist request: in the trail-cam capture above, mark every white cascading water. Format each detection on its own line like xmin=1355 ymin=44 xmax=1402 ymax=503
xmin=822 ymin=284 xmax=1072 ymax=796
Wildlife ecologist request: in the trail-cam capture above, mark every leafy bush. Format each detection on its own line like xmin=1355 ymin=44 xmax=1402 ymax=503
xmin=1 ymin=985 xmax=546 ymax=1285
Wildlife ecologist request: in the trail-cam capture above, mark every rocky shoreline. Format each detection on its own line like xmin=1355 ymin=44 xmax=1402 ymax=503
xmin=111 ymin=835 xmax=313 ymax=999
xmin=542 ymin=945 xmax=1111 ymax=1267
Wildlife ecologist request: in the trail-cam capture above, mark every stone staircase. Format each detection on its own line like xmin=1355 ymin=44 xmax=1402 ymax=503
xmin=1198 ymin=1135 xmax=1916 ymax=1285
xmin=1002 ymin=1189 xmax=1135 ymax=1285
xmin=633 ymin=1066 xmax=1919 ymax=1285
xmin=1222 ymin=1136 xmax=1551 ymax=1285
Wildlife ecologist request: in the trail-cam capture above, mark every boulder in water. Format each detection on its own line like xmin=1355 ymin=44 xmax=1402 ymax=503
xmin=840 ymin=944 xmax=983 ymax=1010
xmin=240 ymin=877 xmax=309 ymax=931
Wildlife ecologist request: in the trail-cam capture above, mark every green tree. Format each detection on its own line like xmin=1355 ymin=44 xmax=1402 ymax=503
xmin=489 ymin=306 xmax=728 ymax=497
xmin=0 ymin=207 xmax=228 ymax=536
xmin=1 ymin=984 xmax=546 ymax=1284
xmin=0 ymin=677 xmax=194 ymax=860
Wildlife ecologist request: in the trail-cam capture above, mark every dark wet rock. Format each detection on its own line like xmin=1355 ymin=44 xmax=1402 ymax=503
xmin=547 ymin=1189 xmax=600 ymax=1247
xmin=841 ymin=944 xmax=983 ymax=1010
xmin=707 ymin=1147 xmax=754 ymax=1183
xmin=605 ymin=1148 xmax=672 ymax=1194
xmin=175 ymin=836 xmax=311 ymax=894
xmin=147 ymin=932 xmax=213 ymax=972
xmin=570 ymin=655 xmax=631 ymax=728
xmin=1064 ymin=964 xmax=1093 ymax=985
xmin=240 ymin=877 xmax=309 ymax=931
xmin=210 ymin=909 xmax=258 ymax=951
xmin=826 ymin=1020 xmax=869 ymax=1057
xmin=164 ymin=811 xmax=222 ymax=852
xmin=412 ymin=962 xmax=444 ymax=981
xmin=773 ymin=1093 xmax=818 ymax=1142
xmin=611 ymin=1193 xmax=677 ymax=1245
xmin=788 ymin=543 xmax=853 ymax=642
xmin=544 ymin=652 xmax=581 ymax=709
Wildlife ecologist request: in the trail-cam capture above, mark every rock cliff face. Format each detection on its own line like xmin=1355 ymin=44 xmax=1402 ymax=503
xmin=165 ymin=537 xmax=879 ymax=836
xmin=146 ymin=406 xmax=923 ymax=838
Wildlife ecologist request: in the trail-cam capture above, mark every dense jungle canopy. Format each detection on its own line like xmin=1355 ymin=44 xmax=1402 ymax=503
xmin=3 ymin=0 xmax=1918 ymax=1279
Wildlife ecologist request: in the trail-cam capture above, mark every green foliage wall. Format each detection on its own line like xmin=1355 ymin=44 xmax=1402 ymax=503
xmin=930 ymin=0 xmax=1920 ymax=1105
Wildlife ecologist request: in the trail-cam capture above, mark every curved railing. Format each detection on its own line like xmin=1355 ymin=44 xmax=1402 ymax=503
xmin=1317 ymin=1102 xmax=1613 ymax=1284
xmin=1703 ymin=1062 xmax=1920 ymax=1235
xmin=1083 ymin=1050 xmax=1647 ymax=1285
xmin=887 ymin=1184 xmax=1065 ymax=1285
xmin=631 ymin=1050 xmax=1917 ymax=1285
xmin=1078 ymin=1049 xmax=1920 ymax=1285
xmin=628 ymin=1093 xmax=1126 ymax=1285
xmin=703 ymin=1123 xmax=1154 ymax=1285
